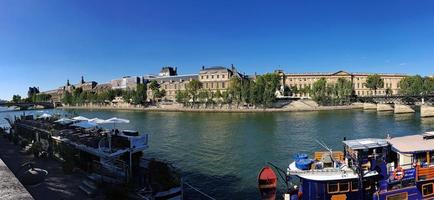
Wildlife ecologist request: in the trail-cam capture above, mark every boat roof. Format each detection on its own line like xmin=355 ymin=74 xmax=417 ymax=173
xmin=343 ymin=138 xmax=388 ymax=150
xmin=388 ymin=132 xmax=434 ymax=153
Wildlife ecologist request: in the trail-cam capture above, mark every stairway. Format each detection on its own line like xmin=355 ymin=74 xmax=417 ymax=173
xmin=78 ymin=174 xmax=100 ymax=197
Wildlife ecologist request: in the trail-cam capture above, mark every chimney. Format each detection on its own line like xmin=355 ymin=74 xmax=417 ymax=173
xmin=231 ymin=64 xmax=235 ymax=71
xmin=202 ymin=65 xmax=205 ymax=70
xmin=67 ymin=79 xmax=70 ymax=86
xmin=81 ymin=76 xmax=85 ymax=84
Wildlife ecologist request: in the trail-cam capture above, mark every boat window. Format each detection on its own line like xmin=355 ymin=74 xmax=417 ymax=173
xmin=423 ymin=183 xmax=434 ymax=197
xmin=386 ymin=192 xmax=408 ymax=200
xmin=351 ymin=181 xmax=358 ymax=191
xmin=327 ymin=183 xmax=339 ymax=194
xmin=363 ymin=180 xmax=371 ymax=190
xmin=339 ymin=182 xmax=349 ymax=192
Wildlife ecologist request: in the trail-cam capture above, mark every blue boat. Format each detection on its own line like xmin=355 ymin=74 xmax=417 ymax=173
xmin=273 ymin=131 xmax=434 ymax=200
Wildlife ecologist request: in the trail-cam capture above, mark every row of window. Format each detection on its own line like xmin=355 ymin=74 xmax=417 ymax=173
xmin=327 ymin=181 xmax=371 ymax=194
xmin=201 ymin=74 xmax=226 ymax=80
xmin=203 ymin=82 xmax=226 ymax=89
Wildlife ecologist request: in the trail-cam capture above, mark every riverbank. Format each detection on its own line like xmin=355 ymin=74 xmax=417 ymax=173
xmin=61 ymin=103 xmax=363 ymax=113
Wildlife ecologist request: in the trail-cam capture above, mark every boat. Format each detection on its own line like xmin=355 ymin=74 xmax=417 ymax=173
xmin=261 ymin=131 xmax=434 ymax=200
xmin=258 ymin=166 xmax=278 ymax=200
xmin=10 ymin=114 xmax=183 ymax=199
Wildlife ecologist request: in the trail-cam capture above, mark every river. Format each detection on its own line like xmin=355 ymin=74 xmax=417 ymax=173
xmin=1 ymin=108 xmax=434 ymax=199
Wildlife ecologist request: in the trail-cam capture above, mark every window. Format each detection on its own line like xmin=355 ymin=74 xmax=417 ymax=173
xmin=207 ymin=75 xmax=209 ymax=79
xmin=217 ymin=75 xmax=219 ymax=79
xmin=201 ymin=76 xmax=204 ymax=79
xmin=339 ymin=182 xmax=349 ymax=192
xmin=211 ymin=83 xmax=214 ymax=89
xmin=212 ymin=75 xmax=214 ymax=79
xmin=222 ymin=82 xmax=225 ymax=88
xmin=386 ymin=192 xmax=408 ymax=200
xmin=351 ymin=181 xmax=358 ymax=191
xmin=222 ymin=75 xmax=225 ymax=79
xmin=423 ymin=183 xmax=434 ymax=197
xmin=328 ymin=183 xmax=339 ymax=194
xmin=205 ymin=83 xmax=208 ymax=88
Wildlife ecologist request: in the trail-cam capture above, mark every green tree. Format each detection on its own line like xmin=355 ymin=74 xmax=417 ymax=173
xmin=61 ymin=91 xmax=73 ymax=105
xmin=334 ymin=78 xmax=353 ymax=104
xmin=423 ymin=77 xmax=434 ymax=95
xmin=186 ymin=79 xmax=202 ymax=106
xmin=229 ymin=77 xmax=242 ymax=108
xmin=12 ymin=95 xmax=22 ymax=103
xmin=175 ymin=90 xmax=189 ymax=106
xmin=198 ymin=89 xmax=210 ymax=108
xmin=399 ymin=75 xmax=424 ymax=95
xmin=214 ymin=90 xmax=223 ymax=108
xmin=310 ymin=78 xmax=329 ymax=105
xmin=132 ymin=83 xmax=147 ymax=105
xmin=364 ymin=74 xmax=384 ymax=95
xmin=149 ymin=80 xmax=162 ymax=102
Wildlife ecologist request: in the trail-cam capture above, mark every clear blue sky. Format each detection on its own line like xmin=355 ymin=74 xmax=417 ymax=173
xmin=1 ymin=0 xmax=434 ymax=100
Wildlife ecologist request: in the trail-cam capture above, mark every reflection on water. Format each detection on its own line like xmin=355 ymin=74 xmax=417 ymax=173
xmin=1 ymin=109 xmax=434 ymax=199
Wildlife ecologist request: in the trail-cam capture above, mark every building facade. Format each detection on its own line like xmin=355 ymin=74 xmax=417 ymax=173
xmin=283 ymin=71 xmax=406 ymax=98
xmin=199 ymin=65 xmax=245 ymax=93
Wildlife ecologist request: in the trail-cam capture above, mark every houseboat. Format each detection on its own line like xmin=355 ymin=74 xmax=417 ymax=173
xmin=9 ymin=115 xmax=183 ymax=200
xmin=260 ymin=131 xmax=434 ymax=200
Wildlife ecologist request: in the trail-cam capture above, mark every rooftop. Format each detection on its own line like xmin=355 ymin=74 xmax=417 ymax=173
xmin=343 ymin=138 xmax=388 ymax=150
xmin=388 ymin=132 xmax=434 ymax=153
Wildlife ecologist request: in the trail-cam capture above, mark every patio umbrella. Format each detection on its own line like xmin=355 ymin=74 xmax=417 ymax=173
xmin=37 ymin=113 xmax=52 ymax=119
xmin=70 ymin=121 xmax=97 ymax=129
xmin=88 ymin=118 xmax=106 ymax=124
xmin=105 ymin=117 xmax=130 ymax=129
xmin=72 ymin=116 xmax=89 ymax=121
xmin=54 ymin=118 xmax=74 ymax=125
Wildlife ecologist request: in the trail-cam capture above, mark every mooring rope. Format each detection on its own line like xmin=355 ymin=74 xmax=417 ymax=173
xmin=184 ymin=182 xmax=217 ymax=200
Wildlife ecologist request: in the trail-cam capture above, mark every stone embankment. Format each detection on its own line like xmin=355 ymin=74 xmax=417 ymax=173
xmin=421 ymin=105 xmax=434 ymax=117
xmin=62 ymin=100 xmax=363 ymax=113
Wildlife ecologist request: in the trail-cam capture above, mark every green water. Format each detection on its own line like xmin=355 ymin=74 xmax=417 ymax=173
xmin=1 ymin=109 xmax=434 ymax=199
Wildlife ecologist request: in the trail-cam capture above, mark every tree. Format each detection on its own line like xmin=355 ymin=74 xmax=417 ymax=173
xmin=214 ymin=90 xmax=223 ymax=108
xmin=132 ymin=83 xmax=147 ymax=105
xmin=175 ymin=90 xmax=189 ymax=106
xmin=424 ymin=77 xmax=434 ymax=95
xmin=229 ymin=77 xmax=242 ymax=108
xmin=385 ymin=88 xmax=393 ymax=96
xmin=364 ymin=74 xmax=384 ymax=95
xmin=399 ymin=75 xmax=424 ymax=95
xmin=61 ymin=91 xmax=73 ymax=105
xmin=186 ymin=79 xmax=202 ymax=106
xmin=198 ymin=89 xmax=210 ymax=108
xmin=12 ymin=95 xmax=22 ymax=103
xmin=310 ymin=78 xmax=329 ymax=105
xmin=334 ymin=78 xmax=353 ymax=104
xmin=149 ymin=80 xmax=162 ymax=102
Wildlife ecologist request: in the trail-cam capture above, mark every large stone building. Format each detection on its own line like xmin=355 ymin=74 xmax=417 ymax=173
xmin=282 ymin=70 xmax=406 ymax=98
xmin=145 ymin=74 xmax=198 ymax=101
xmin=199 ymin=65 xmax=246 ymax=93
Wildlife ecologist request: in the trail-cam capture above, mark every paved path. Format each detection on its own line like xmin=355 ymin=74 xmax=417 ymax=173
xmin=0 ymin=137 xmax=90 ymax=200
xmin=0 ymin=158 xmax=33 ymax=200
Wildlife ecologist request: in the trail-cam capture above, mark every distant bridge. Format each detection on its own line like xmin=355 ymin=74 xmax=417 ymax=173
xmin=354 ymin=95 xmax=434 ymax=105
xmin=0 ymin=102 xmax=55 ymax=109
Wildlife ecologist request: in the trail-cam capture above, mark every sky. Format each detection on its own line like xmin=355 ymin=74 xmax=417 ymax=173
xmin=1 ymin=0 xmax=434 ymax=100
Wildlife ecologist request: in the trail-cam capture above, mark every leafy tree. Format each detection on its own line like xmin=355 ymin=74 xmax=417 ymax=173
xmin=149 ymin=80 xmax=162 ymax=102
xmin=310 ymin=78 xmax=329 ymax=105
xmin=385 ymin=88 xmax=393 ymax=96
xmin=175 ymin=90 xmax=189 ymax=106
xmin=198 ymin=89 xmax=210 ymax=108
xmin=399 ymin=75 xmax=424 ymax=95
xmin=132 ymin=83 xmax=147 ymax=105
xmin=12 ymin=95 xmax=22 ymax=103
xmin=424 ymin=77 xmax=434 ymax=95
xmin=229 ymin=77 xmax=242 ymax=107
xmin=334 ymin=78 xmax=353 ymax=104
xmin=186 ymin=79 xmax=202 ymax=106
xmin=364 ymin=74 xmax=384 ymax=95
xmin=61 ymin=91 xmax=73 ymax=105
xmin=214 ymin=90 xmax=223 ymax=108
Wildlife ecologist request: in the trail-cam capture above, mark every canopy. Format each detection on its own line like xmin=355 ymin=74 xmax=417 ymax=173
xmin=37 ymin=113 xmax=52 ymax=119
xmin=105 ymin=117 xmax=130 ymax=124
xmin=88 ymin=118 xmax=106 ymax=124
xmin=54 ymin=118 xmax=74 ymax=125
xmin=70 ymin=121 xmax=97 ymax=129
xmin=72 ymin=116 xmax=89 ymax=121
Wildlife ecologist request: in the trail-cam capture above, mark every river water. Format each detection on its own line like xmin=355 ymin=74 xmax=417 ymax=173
xmin=1 ymin=108 xmax=434 ymax=199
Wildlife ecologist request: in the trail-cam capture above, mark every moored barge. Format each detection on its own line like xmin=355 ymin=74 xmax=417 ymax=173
xmin=261 ymin=131 xmax=434 ymax=200
xmin=9 ymin=114 xmax=183 ymax=200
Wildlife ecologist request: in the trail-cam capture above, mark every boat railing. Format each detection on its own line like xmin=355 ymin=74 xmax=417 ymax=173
xmin=288 ymin=168 xmax=356 ymax=175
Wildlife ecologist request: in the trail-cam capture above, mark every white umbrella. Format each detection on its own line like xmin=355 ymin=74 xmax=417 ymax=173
xmin=88 ymin=118 xmax=106 ymax=124
xmin=70 ymin=121 xmax=97 ymax=129
xmin=72 ymin=116 xmax=89 ymax=121
xmin=37 ymin=113 xmax=52 ymax=119
xmin=105 ymin=117 xmax=130 ymax=129
xmin=54 ymin=118 xmax=74 ymax=125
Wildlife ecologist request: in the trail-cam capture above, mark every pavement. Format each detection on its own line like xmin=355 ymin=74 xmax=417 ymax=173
xmin=0 ymin=136 xmax=90 ymax=200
